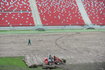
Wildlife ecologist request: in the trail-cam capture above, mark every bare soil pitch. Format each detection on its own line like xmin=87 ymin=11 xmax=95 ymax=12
xmin=0 ymin=32 xmax=105 ymax=65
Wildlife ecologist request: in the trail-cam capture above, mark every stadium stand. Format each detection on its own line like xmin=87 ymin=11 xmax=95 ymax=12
xmin=82 ymin=0 xmax=105 ymax=26
xmin=0 ymin=0 xmax=31 ymax=11
xmin=0 ymin=0 xmax=105 ymax=27
xmin=36 ymin=0 xmax=85 ymax=26
xmin=0 ymin=12 xmax=35 ymax=27
xmin=0 ymin=0 xmax=35 ymax=27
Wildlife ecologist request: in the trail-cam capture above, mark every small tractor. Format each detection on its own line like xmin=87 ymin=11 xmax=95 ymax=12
xmin=42 ymin=55 xmax=66 ymax=69
xmin=24 ymin=55 xmax=66 ymax=70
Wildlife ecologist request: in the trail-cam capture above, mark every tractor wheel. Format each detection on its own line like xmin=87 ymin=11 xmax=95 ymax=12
xmin=62 ymin=59 xmax=66 ymax=64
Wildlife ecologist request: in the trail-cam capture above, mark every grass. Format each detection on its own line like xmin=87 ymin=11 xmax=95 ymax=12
xmin=0 ymin=57 xmax=24 ymax=67
xmin=0 ymin=57 xmax=104 ymax=70
xmin=0 ymin=29 xmax=105 ymax=34
xmin=0 ymin=57 xmax=62 ymax=70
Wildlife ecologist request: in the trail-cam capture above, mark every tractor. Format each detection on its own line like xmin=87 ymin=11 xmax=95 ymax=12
xmin=42 ymin=55 xmax=66 ymax=69
xmin=24 ymin=55 xmax=66 ymax=70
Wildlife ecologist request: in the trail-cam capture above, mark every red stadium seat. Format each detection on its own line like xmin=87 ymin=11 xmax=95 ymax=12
xmin=0 ymin=13 xmax=35 ymax=27
xmin=0 ymin=0 xmax=105 ymax=27
xmin=82 ymin=0 xmax=105 ymax=25
xmin=36 ymin=0 xmax=85 ymax=26
xmin=0 ymin=0 xmax=31 ymax=11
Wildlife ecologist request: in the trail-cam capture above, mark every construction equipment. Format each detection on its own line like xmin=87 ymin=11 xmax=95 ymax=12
xmin=24 ymin=55 xmax=66 ymax=69
xmin=42 ymin=55 xmax=66 ymax=69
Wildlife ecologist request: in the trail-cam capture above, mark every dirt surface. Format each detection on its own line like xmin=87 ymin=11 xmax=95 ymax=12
xmin=0 ymin=32 xmax=105 ymax=65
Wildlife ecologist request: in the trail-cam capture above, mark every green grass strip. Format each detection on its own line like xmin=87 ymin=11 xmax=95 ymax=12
xmin=0 ymin=29 xmax=105 ymax=34
xmin=0 ymin=57 xmax=62 ymax=70
xmin=0 ymin=57 xmax=25 ymax=67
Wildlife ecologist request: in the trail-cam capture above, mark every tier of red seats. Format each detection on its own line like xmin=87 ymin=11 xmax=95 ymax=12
xmin=36 ymin=0 xmax=85 ymax=26
xmin=82 ymin=0 xmax=105 ymax=25
xmin=0 ymin=13 xmax=35 ymax=27
xmin=0 ymin=0 xmax=105 ymax=27
xmin=0 ymin=0 xmax=31 ymax=11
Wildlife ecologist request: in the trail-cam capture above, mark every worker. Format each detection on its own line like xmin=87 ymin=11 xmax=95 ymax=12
xmin=28 ymin=39 xmax=31 ymax=45
xmin=48 ymin=55 xmax=54 ymax=65
xmin=53 ymin=56 xmax=56 ymax=61
xmin=53 ymin=56 xmax=62 ymax=64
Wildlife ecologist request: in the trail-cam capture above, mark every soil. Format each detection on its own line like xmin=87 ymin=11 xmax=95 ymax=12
xmin=0 ymin=32 xmax=105 ymax=70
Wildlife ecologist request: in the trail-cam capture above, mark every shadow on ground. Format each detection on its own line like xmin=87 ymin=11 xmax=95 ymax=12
xmin=0 ymin=62 xmax=105 ymax=70
xmin=62 ymin=62 xmax=105 ymax=70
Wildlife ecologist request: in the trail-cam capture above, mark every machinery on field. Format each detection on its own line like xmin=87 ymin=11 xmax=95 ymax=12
xmin=24 ymin=55 xmax=66 ymax=69
xmin=42 ymin=55 xmax=66 ymax=69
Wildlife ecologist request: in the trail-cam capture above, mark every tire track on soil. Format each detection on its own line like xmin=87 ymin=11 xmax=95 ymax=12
xmin=55 ymin=32 xmax=81 ymax=70
xmin=55 ymin=32 xmax=81 ymax=51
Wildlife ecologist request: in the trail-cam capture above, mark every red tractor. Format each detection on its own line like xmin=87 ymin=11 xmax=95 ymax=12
xmin=24 ymin=55 xmax=66 ymax=69
xmin=42 ymin=55 xmax=66 ymax=69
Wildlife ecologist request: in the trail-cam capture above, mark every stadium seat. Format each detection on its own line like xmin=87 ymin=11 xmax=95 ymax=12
xmin=36 ymin=0 xmax=85 ymax=26
xmin=0 ymin=13 xmax=35 ymax=27
xmin=0 ymin=0 xmax=105 ymax=27
xmin=0 ymin=0 xmax=31 ymax=11
xmin=82 ymin=0 xmax=105 ymax=25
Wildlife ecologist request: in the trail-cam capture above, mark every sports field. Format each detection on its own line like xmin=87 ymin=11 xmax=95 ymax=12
xmin=0 ymin=29 xmax=105 ymax=70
